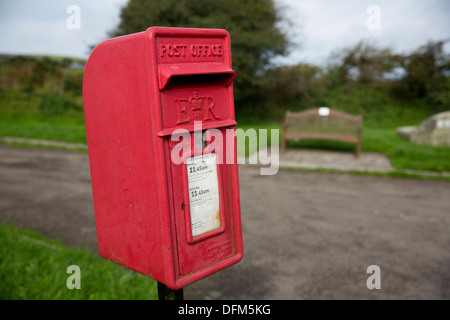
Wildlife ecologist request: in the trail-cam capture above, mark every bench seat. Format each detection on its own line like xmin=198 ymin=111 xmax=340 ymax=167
xmin=281 ymin=108 xmax=363 ymax=157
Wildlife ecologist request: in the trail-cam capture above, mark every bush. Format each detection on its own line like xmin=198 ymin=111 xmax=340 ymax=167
xmin=63 ymin=74 xmax=82 ymax=95
xmin=38 ymin=92 xmax=78 ymax=117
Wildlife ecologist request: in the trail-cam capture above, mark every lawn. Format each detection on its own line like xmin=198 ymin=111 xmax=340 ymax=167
xmin=0 ymin=223 xmax=157 ymax=300
xmin=0 ymin=115 xmax=87 ymax=143
xmin=1 ymin=55 xmax=449 ymax=301
xmin=1 ymin=116 xmax=449 ymax=172
xmin=236 ymin=121 xmax=450 ymax=172
xmin=1 ymin=54 xmax=449 ymax=172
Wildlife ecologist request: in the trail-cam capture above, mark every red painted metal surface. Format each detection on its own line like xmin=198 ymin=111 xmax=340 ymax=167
xmin=83 ymin=27 xmax=243 ymax=290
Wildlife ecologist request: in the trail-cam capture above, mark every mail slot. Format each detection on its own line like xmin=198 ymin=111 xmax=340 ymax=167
xmin=83 ymin=27 xmax=243 ymax=290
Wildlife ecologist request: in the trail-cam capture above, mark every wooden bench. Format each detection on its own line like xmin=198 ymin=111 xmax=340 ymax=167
xmin=281 ymin=107 xmax=363 ymax=158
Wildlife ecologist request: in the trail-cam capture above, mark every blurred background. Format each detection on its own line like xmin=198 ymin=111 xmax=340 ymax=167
xmin=1 ymin=0 xmax=449 ymax=171
xmin=1 ymin=0 xmax=450 ymax=300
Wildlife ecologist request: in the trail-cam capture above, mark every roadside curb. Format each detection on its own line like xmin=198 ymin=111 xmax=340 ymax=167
xmin=240 ymin=159 xmax=450 ymax=179
xmin=0 ymin=136 xmax=88 ymax=151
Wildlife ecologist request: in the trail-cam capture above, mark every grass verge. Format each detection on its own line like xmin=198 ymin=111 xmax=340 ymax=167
xmin=1 ymin=116 xmax=449 ymax=173
xmin=0 ymin=223 xmax=157 ymax=300
xmin=281 ymin=166 xmax=450 ymax=182
xmin=0 ymin=116 xmax=87 ymax=143
xmin=237 ymin=122 xmax=450 ymax=172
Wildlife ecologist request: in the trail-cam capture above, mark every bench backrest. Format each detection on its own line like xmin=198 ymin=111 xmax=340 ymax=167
xmin=284 ymin=108 xmax=363 ymax=135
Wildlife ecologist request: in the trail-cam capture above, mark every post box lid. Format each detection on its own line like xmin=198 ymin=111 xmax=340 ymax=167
xmin=158 ymin=62 xmax=235 ymax=90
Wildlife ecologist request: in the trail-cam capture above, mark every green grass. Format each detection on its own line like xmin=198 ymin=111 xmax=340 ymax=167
xmin=236 ymin=122 xmax=281 ymax=157
xmin=0 ymin=116 xmax=87 ymax=143
xmin=0 ymin=54 xmax=87 ymax=143
xmin=237 ymin=121 xmax=450 ymax=172
xmin=1 ymin=113 xmax=449 ymax=172
xmin=362 ymin=128 xmax=450 ymax=172
xmin=1 ymin=54 xmax=449 ymax=173
xmin=0 ymin=224 xmax=157 ymax=300
xmin=311 ymin=83 xmax=432 ymax=129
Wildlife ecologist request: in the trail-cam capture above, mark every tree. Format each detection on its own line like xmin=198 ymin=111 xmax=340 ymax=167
xmin=264 ymin=63 xmax=323 ymax=109
xmin=401 ymin=40 xmax=450 ymax=99
xmin=328 ymin=41 xmax=397 ymax=84
xmin=109 ymin=0 xmax=291 ymax=114
xmin=399 ymin=40 xmax=450 ymax=114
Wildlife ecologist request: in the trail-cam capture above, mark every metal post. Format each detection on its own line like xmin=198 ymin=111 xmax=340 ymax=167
xmin=157 ymin=281 xmax=184 ymax=300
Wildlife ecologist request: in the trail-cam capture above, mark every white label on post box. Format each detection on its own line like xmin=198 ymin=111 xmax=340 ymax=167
xmin=186 ymin=153 xmax=221 ymax=237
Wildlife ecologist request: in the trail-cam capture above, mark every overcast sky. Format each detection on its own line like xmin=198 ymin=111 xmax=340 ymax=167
xmin=0 ymin=0 xmax=449 ymax=66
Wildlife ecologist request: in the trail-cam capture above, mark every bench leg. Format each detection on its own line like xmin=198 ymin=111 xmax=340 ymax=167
xmin=356 ymin=139 xmax=361 ymax=158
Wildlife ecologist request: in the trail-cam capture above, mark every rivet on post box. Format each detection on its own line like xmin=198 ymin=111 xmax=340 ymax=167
xmin=83 ymin=27 xmax=243 ymax=290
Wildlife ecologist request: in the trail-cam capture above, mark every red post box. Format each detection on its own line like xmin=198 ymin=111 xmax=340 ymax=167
xmin=83 ymin=27 xmax=243 ymax=290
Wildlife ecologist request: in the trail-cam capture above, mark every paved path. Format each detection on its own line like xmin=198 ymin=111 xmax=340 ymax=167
xmin=246 ymin=146 xmax=450 ymax=177
xmin=1 ymin=144 xmax=449 ymax=299
xmin=4 ymin=136 xmax=448 ymax=177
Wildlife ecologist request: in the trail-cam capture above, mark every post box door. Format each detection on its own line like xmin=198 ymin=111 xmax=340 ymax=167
xmin=167 ymin=129 xmax=236 ymax=276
